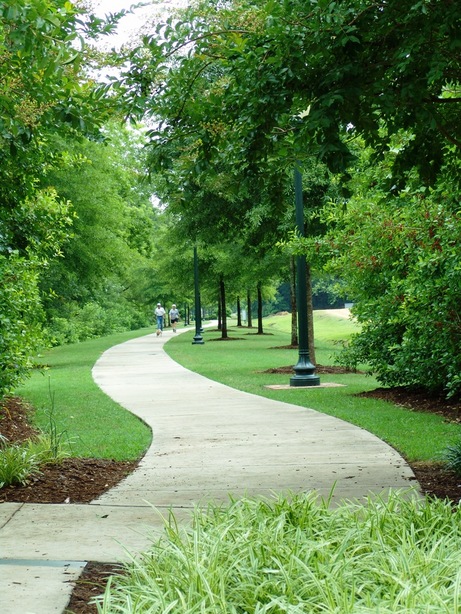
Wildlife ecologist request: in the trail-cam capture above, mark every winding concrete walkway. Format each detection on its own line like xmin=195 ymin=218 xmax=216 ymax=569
xmin=0 ymin=325 xmax=417 ymax=613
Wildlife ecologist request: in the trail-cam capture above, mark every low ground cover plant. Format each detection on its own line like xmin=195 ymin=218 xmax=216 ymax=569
xmin=96 ymin=491 xmax=461 ymax=613
xmin=0 ymin=431 xmax=70 ymax=488
xmin=443 ymin=439 xmax=461 ymax=476
xmin=0 ymin=437 xmax=41 ymax=488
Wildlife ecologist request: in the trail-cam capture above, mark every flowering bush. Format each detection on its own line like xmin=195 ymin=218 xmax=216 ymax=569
xmin=325 ymin=155 xmax=461 ymax=398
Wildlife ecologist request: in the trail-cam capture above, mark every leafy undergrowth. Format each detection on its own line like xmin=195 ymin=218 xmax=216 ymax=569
xmin=96 ymin=492 xmax=461 ymax=613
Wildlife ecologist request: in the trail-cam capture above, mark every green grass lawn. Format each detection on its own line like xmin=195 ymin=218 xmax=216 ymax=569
xmin=165 ymin=311 xmax=460 ymax=462
xmin=14 ymin=310 xmax=460 ymax=463
xmin=15 ymin=328 xmax=155 ymax=460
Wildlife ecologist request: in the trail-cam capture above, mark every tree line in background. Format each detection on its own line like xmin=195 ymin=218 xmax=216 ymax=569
xmin=1 ymin=0 xmax=461 ymax=400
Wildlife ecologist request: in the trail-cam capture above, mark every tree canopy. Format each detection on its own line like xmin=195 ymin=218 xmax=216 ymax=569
xmin=2 ymin=0 xmax=461 ymax=399
xmin=0 ymin=0 xmax=130 ymax=394
xmin=119 ymin=0 xmax=461 ymax=397
xmin=123 ymin=0 xmax=461 ymax=178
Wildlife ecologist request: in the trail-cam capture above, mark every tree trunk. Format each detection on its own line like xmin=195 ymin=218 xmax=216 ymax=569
xmin=220 ymin=276 xmax=228 ymax=339
xmin=236 ymin=296 xmax=242 ymax=327
xmin=217 ymin=289 xmax=222 ymax=330
xmin=257 ymin=281 xmax=264 ymax=334
xmin=290 ymin=256 xmax=298 ymax=346
xmin=306 ymin=263 xmax=316 ymax=364
xmin=247 ymin=289 xmax=253 ymax=328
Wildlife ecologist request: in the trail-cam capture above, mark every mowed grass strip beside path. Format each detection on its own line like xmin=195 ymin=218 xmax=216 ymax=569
xmin=165 ymin=310 xmax=459 ymax=462
xmin=15 ymin=328 xmax=155 ymax=460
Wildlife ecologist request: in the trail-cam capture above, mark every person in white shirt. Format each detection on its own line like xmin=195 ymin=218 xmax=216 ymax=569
xmin=155 ymin=303 xmax=166 ymax=331
xmin=169 ymin=304 xmax=180 ymax=332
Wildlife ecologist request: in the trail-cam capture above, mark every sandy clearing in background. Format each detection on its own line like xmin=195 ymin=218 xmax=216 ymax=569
xmin=317 ymin=308 xmax=351 ymax=319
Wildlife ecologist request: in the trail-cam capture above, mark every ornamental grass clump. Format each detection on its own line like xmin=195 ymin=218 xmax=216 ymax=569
xmin=0 ymin=431 xmax=70 ymax=488
xmin=96 ymin=490 xmax=461 ymax=613
xmin=0 ymin=438 xmax=42 ymax=487
xmin=26 ymin=432 xmax=71 ymax=465
xmin=442 ymin=438 xmax=461 ymax=477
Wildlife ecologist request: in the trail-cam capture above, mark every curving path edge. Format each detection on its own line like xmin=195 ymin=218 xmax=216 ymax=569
xmin=92 ymin=328 xmax=417 ymax=507
xmin=0 ymin=326 xmax=418 ymax=614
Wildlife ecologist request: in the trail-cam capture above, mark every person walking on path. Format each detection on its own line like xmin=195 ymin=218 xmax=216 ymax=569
xmin=155 ymin=303 xmax=166 ymax=332
xmin=169 ymin=304 xmax=180 ymax=332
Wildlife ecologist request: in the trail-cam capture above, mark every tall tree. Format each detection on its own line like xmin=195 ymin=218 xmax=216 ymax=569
xmin=39 ymin=125 xmax=159 ymax=341
xmin=0 ymin=0 xmax=126 ymax=395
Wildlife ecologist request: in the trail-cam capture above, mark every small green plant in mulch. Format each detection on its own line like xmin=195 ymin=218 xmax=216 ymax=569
xmin=0 ymin=400 xmax=72 ymax=488
xmin=442 ymin=438 xmax=461 ymax=476
xmin=40 ymin=386 xmax=74 ymax=462
xmin=0 ymin=437 xmax=41 ymax=487
xmin=0 ymin=431 xmax=71 ymax=488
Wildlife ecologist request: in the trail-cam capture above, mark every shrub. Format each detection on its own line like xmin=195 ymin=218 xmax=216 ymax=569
xmin=0 ymin=253 xmax=45 ymax=397
xmin=46 ymin=301 xmax=151 ymax=345
xmin=327 ymin=185 xmax=461 ymax=398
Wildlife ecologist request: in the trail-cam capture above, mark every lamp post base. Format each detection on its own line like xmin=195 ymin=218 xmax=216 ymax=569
xmin=290 ymin=373 xmax=320 ymax=387
xmin=290 ymin=356 xmax=320 ymax=387
xmin=192 ymin=333 xmax=204 ymax=345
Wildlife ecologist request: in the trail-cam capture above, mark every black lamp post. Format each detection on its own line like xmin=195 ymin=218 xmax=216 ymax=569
xmin=290 ymin=165 xmax=320 ymax=387
xmin=192 ymin=246 xmax=204 ymax=345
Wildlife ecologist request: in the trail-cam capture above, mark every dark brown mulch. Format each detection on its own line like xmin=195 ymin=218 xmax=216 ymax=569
xmin=269 ymin=344 xmax=299 ymax=350
xmin=209 ymin=336 xmax=246 ymax=341
xmin=0 ymin=397 xmax=139 ymax=504
xmin=203 ymin=328 xmax=246 ymax=340
xmin=0 ymin=456 xmax=139 ymax=504
xmin=409 ymin=461 xmax=461 ymax=503
xmin=65 ymin=562 xmax=124 ymax=614
xmin=2 ymin=388 xmax=461 ymax=613
xmin=358 ymin=385 xmax=461 ymax=504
